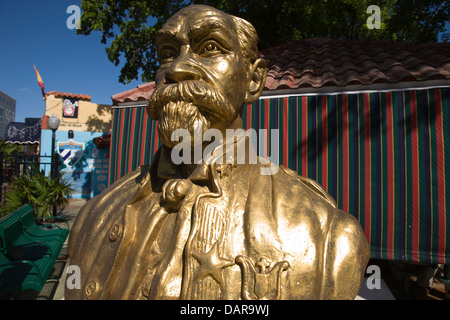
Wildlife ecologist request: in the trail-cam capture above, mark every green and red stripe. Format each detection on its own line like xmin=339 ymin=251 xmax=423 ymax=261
xmin=109 ymin=87 xmax=450 ymax=264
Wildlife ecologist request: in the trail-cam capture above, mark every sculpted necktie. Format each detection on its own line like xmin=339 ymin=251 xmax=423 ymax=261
xmin=147 ymin=178 xmax=200 ymax=299
xmin=148 ymin=133 xmax=250 ymax=299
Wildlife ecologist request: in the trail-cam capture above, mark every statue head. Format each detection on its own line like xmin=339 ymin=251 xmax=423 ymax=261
xmin=147 ymin=5 xmax=267 ymax=148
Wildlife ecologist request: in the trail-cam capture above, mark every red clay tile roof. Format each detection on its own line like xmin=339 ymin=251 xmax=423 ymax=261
xmin=46 ymin=90 xmax=91 ymax=101
xmin=111 ymin=38 xmax=450 ymax=104
xmin=261 ymin=38 xmax=450 ymax=91
xmin=111 ymin=82 xmax=156 ymax=104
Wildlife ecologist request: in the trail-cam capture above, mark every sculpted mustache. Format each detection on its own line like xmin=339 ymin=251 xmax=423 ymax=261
xmin=147 ymin=80 xmax=235 ymax=121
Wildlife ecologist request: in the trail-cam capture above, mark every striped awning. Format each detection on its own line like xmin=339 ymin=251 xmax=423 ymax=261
xmin=109 ymin=106 xmax=160 ymax=184
xmin=109 ymin=87 xmax=449 ymax=264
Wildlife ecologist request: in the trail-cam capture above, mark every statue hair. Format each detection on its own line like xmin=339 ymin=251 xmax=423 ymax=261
xmin=231 ymin=16 xmax=260 ymax=66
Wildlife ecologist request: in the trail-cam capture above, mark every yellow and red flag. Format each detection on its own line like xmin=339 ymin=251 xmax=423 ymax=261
xmin=33 ymin=64 xmax=45 ymax=97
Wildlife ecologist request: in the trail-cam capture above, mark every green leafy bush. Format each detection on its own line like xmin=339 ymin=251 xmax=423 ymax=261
xmin=1 ymin=168 xmax=73 ymax=220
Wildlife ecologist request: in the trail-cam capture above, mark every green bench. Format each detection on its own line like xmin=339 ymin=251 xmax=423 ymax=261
xmin=18 ymin=205 xmax=69 ymax=242
xmin=0 ymin=204 xmax=69 ymax=296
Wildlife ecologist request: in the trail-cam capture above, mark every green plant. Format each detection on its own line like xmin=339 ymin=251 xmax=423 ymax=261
xmin=0 ymin=168 xmax=74 ymax=220
xmin=0 ymin=140 xmax=23 ymax=155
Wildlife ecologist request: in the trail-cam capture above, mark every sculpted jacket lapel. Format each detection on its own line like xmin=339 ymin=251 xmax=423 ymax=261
xmin=100 ymin=152 xmax=168 ymax=299
xmin=101 ymin=146 xmax=214 ymax=299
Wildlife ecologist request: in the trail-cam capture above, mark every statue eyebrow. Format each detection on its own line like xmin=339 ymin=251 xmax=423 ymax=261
xmin=156 ymin=30 xmax=177 ymax=47
xmin=188 ymin=19 xmax=231 ymax=40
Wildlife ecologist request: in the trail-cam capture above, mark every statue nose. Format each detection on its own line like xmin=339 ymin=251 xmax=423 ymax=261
xmin=164 ymin=59 xmax=201 ymax=83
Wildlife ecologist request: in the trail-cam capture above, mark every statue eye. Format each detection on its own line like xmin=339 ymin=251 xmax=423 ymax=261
xmin=198 ymin=40 xmax=226 ymax=57
xmin=205 ymin=43 xmax=216 ymax=52
xmin=159 ymin=46 xmax=178 ymax=64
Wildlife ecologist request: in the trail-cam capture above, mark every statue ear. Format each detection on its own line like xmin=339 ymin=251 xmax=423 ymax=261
xmin=244 ymin=58 xmax=267 ymax=104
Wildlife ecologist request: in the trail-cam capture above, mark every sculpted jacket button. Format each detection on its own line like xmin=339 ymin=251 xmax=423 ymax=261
xmin=109 ymin=222 xmax=123 ymax=242
xmin=84 ymin=280 xmax=98 ymax=299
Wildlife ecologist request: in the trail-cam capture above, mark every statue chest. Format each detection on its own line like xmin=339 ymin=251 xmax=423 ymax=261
xmin=139 ymin=180 xmax=323 ymax=300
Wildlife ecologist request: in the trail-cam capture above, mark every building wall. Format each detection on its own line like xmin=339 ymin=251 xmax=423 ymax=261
xmin=44 ymin=93 xmax=111 ymax=132
xmin=0 ymin=90 xmax=16 ymax=139
xmin=108 ymin=87 xmax=450 ymax=265
xmin=40 ymin=129 xmax=110 ymax=199
xmin=40 ymin=93 xmax=112 ymax=198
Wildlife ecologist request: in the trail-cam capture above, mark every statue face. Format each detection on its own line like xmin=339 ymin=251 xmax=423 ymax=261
xmin=148 ymin=5 xmax=252 ymax=148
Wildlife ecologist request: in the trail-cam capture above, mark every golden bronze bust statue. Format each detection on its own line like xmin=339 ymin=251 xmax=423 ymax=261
xmin=66 ymin=4 xmax=369 ymax=300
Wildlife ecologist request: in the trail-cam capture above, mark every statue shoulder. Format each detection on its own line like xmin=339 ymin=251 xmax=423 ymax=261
xmin=68 ymin=165 xmax=151 ymax=255
xmin=88 ymin=164 xmax=151 ymax=208
xmin=278 ymin=166 xmax=337 ymax=209
xmin=109 ymin=165 xmax=152 ymax=190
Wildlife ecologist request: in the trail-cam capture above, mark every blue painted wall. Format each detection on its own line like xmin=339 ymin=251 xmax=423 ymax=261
xmin=40 ymin=129 xmax=110 ymax=199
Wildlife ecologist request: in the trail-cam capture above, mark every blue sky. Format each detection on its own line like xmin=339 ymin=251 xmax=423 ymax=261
xmin=1 ymin=1 xmax=448 ymax=123
xmin=0 ymin=0 xmax=142 ymax=123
